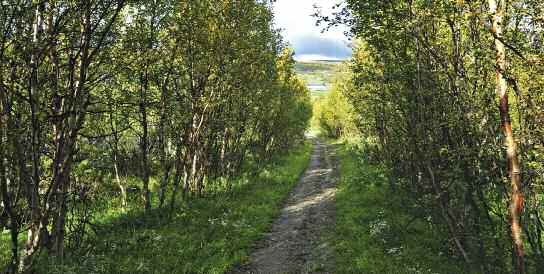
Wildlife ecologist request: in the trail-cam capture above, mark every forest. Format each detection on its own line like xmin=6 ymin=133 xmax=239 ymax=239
xmin=0 ymin=0 xmax=311 ymax=272
xmin=1 ymin=0 xmax=543 ymax=273
xmin=316 ymin=0 xmax=543 ymax=273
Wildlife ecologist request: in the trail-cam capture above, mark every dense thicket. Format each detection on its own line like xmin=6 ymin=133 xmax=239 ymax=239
xmin=0 ymin=1 xmax=311 ymax=272
xmin=320 ymin=0 xmax=543 ymax=273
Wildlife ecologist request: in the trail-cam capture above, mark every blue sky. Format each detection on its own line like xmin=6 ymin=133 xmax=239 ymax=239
xmin=273 ymin=0 xmax=351 ymax=61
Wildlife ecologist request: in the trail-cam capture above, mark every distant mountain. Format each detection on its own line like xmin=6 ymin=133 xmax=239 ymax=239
xmin=294 ymin=60 xmax=343 ymax=97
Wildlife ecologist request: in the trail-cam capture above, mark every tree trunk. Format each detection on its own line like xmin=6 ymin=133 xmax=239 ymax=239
xmin=109 ymin=104 xmax=127 ymax=211
xmin=113 ymin=155 xmax=127 ymax=210
xmin=427 ymin=165 xmax=471 ymax=265
xmin=158 ymin=163 xmax=172 ymax=208
xmin=113 ymin=137 xmax=127 ymax=210
xmin=20 ymin=3 xmax=45 ymax=271
xmin=0 ymin=134 xmax=19 ymax=273
xmin=169 ymin=145 xmax=184 ymax=211
xmin=488 ymin=0 xmax=525 ymax=272
xmin=158 ymin=78 xmax=171 ymax=208
xmin=140 ymin=71 xmax=151 ymax=212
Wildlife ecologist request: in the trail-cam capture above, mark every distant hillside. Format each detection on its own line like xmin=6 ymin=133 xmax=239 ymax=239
xmin=295 ymin=60 xmax=343 ymax=97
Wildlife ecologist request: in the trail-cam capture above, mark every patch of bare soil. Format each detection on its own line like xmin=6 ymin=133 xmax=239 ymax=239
xmin=232 ymin=139 xmax=338 ymax=274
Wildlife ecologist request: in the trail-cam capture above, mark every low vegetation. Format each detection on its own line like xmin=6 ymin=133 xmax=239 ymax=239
xmin=333 ymin=142 xmax=468 ymax=273
xmin=1 ymin=142 xmax=312 ymax=274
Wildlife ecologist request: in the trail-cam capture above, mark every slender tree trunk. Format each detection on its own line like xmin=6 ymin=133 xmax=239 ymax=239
xmin=220 ymin=127 xmax=228 ymax=176
xmin=158 ymin=164 xmax=172 ymax=208
xmin=113 ymin=154 xmax=127 ymax=210
xmin=18 ymin=0 xmax=125 ymax=270
xmin=0 ymin=134 xmax=19 ymax=273
xmin=108 ymin=103 xmax=127 ymax=210
xmin=47 ymin=2 xmax=67 ymax=258
xmin=50 ymin=0 xmax=92 ymax=257
xmin=140 ymin=71 xmax=151 ymax=212
xmin=188 ymin=151 xmax=198 ymax=196
xmin=20 ymin=3 xmax=45 ymax=271
xmin=488 ymin=0 xmax=525 ymax=272
xmin=427 ymin=165 xmax=471 ymax=264
xmin=183 ymin=153 xmax=194 ymax=198
xmin=158 ymin=79 xmax=171 ymax=208
xmin=169 ymin=145 xmax=184 ymax=211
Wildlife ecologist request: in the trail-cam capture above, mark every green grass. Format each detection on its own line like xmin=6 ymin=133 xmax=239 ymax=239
xmin=3 ymin=142 xmax=313 ymax=274
xmin=0 ymin=233 xmax=20 ymax=271
xmin=333 ymin=142 xmax=471 ymax=274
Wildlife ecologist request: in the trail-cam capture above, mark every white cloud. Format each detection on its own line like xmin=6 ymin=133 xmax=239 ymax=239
xmin=273 ymin=0 xmax=351 ymax=60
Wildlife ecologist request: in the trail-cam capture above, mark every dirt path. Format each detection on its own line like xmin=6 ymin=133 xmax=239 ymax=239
xmin=232 ymin=139 xmax=338 ymax=274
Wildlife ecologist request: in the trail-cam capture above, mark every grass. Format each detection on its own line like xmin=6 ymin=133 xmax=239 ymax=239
xmin=333 ymin=142 xmax=471 ymax=274
xmin=0 ymin=234 xmax=18 ymax=271
xmin=1 ymin=142 xmax=312 ymax=274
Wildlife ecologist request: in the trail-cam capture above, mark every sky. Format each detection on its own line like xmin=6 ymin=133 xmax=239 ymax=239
xmin=273 ymin=0 xmax=351 ymax=61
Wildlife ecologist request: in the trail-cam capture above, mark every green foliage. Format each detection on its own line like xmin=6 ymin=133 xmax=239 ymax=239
xmin=312 ymin=65 xmax=360 ymax=140
xmin=0 ymin=0 xmax=312 ymax=271
xmin=33 ymin=142 xmax=312 ymax=274
xmin=334 ymin=142 xmax=470 ymax=274
xmin=320 ymin=0 xmax=544 ymax=271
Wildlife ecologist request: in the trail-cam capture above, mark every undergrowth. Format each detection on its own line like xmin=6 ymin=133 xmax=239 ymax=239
xmin=334 ymin=142 xmax=471 ymax=274
xmin=21 ymin=142 xmax=312 ymax=274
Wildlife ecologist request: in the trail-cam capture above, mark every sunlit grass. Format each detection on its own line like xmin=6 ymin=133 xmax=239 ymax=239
xmin=0 ymin=142 xmax=312 ymax=273
xmin=333 ymin=142 xmax=471 ymax=274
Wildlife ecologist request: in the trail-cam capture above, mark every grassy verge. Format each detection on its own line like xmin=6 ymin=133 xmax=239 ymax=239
xmin=2 ymin=142 xmax=312 ymax=274
xmin=333 ymin=142 xmax=469 ymax=274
